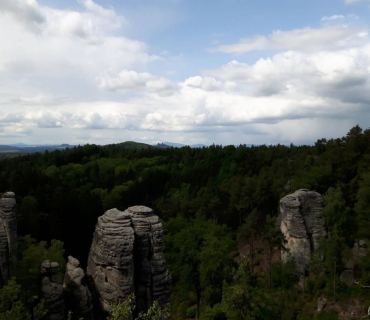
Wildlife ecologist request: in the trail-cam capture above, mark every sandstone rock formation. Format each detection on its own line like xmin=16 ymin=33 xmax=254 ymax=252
xmin=87 ymin=206 xmax=171 ymax=314
xmin=40 ymin=260 xmax=65 ymax=320
xmin=280 ymin=189 xmax=326 ymax=273
xmin=0 ymin=192 xmax=17 ymax=286
xmin=64 ymin=256 xmax=94 ymax=320
xmin=128 ymin=206 xmax=172 ymax=313
xmin=87 ymin=208 xmax=135 ymax=312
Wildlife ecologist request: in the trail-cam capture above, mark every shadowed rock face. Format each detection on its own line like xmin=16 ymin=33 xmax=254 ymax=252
xmin=87 ymin=208 xmax=136 ymax=312
xmin=64 ymin=256 xmax=94 ymax=320
xmin=127 ymin=206 xmax=171 ymax=313
xmin=280 ymin=189 xmax=326 ymax=273
xmin=87 ymin=206 xmax=171 ymax=314
xmin=40 ymin=260 xmax=65 ymax=320
xmin=0 ymin=192 xmax=17 ymax=287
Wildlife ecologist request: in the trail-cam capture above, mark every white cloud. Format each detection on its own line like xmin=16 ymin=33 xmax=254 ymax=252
xmin=97 ymin=70 xmax=178 ymax=96
xmin=0 ymin=0 xmax=157 ymax=80
xmin=321 ymin=15 xmax=345 ymax=21
xmin=1 ymin=1 xmax=370 ymax=145
xmin=345 ymin=0 xmax=364 ymax=3
xmin=210 ymin=25 xmax=368 ymax=55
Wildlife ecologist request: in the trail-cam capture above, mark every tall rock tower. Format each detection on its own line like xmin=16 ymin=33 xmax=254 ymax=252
xmin=87 ymin=206 xmax=171 ymax=314
xmin=0 ymin=192 xmax=17 ymax=287
xmin=280 ymin=189 xmax=326 ymax=274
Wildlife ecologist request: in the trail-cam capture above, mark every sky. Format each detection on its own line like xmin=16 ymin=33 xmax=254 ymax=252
xmin=1 ymin=0 xmax=370 ymax=146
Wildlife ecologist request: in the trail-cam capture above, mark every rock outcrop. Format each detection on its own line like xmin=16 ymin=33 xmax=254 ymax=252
xmin=87 ymin=208 xmax=135 ymax=312
xmin=40 ymin=260 xmax=65 ymax=320
xmin=0 ymin=192 xmax=17 ymax=286
xmin=129 ymin=206 xmax=171 ymax=313
xmin=64 ymin=256 xmax=94 ymax=320
xmin=87 ymin=206 xmax=171 ymax=314
xmin=280 ymin=189 xmax=326 ymax=273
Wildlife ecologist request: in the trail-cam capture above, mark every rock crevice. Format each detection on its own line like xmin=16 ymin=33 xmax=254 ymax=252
xmin=87 ymin=206 xmax=171 ymax=314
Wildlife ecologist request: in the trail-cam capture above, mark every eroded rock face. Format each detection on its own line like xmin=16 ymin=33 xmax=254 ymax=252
xmin=0 ymin=192 xmax=17 ymax=286
xmin=40 ymin=260 xmax=65 ymax=320
xmin=64 ymin=256 xmax=94 ymax=320
xmin=87 ymin=208 xmax=135 ymax=312
xmin=280 ymin=189 xmax=326 ymax=273
xmin=87 ymin=206 xmax=171 ymax=314
xmin=127 ymin=206 xmax=172 ymax=313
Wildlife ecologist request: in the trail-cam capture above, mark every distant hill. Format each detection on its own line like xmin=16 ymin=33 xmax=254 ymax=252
xmin=162 ymin=141 xmax=208 ymax=148
xmin=0 ymin=145 xmax=21 ymax=151
xmin=0 ymin=144 xmax=77 ymax=159
xmin=116 ymin=141 xmax=154 ymax=150
xmin=154 ymin=143 xmax=172 ymax=149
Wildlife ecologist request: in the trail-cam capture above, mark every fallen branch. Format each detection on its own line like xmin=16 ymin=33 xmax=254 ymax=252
xmin=355 ymin=280 xmax=370 ymax=288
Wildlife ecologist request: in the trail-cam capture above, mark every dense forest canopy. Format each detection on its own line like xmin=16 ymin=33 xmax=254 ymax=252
xmin=2 ymin=125 xmax=370 ymax=319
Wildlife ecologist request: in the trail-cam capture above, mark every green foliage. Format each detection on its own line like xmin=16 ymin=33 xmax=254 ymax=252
xmin=0 ymin=278 xmax=46 ymax=320
xmin=270 ymin=258 xmax=298 ymax=290
xmin=108 ymin=293 xmax=135 ymax=320
xmin=138 ymin=301 xmax=170 ymax=320
xmin=33 ymin=299 xmax=47 ymax=320
xmin=13 ymin=236 xmax=65 ymax=299
xmin=355 ymin=173 xmax=370 ymax=239
xmin=108 ymin=296 xmax=169 ymax=320
xmin=322 ymin=188 xmax=352 ymax=239
xmin=1 ymin=126 xmax=370 ymax=319
xmin=0 ymin=278 xmax=21 ymax=314
xmin=221 ymin=260 xmax=274 ymax=320
xmin=312 ymin=310 xmax=338 ymax=320
xmin=164 ymin=217 xmax=235 ymax=318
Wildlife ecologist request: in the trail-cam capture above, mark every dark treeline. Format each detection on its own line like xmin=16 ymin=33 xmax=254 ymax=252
xmin=2 ymin=125 xmax=370 ymax=319
xmin=0 ymin=125 xmax=369 ymax=263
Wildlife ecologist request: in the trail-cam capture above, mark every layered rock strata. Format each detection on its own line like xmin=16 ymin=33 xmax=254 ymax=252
xmin=64 ymin=256 xmax=94 ymax=320
xmin=87 ymin=206 xmax=171 ymax=314
xmin=128 ymin=206 xmax=171 ymax=313
xmin=280 ymin=189 xmax=326 ymax=273
xmin=40 ymin=260 xmax=65 ymax=320
xmin=0 ymin=192 xmax=17 ymax=286
xmin=87 ymin=208 xmax=135 ymax=312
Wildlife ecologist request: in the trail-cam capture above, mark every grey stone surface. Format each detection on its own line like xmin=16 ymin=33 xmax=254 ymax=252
xmin=280 ymin=189 xmax=326 ymax=273
xmin=64 ymin=256 xmax=94 ymax=320
xmin=40 ymin=260 xmax=65 ymax=320
xmin=0 ymin=192 xmax=17 ymax=286
xmin=87 ymin=208 xmax=135 ymax=312
xmin=127 ymin=206 xmax=172 ymax=313
xmin=87 ymin=206 xmax=171 ymax=314
xmin=317 ymin=297 xmax=327 ymax=312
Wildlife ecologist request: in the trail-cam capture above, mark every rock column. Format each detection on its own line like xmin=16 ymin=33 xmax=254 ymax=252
xmin=40 ymin=260 xmax=65 ymax=320
xmin=128 ymin=206 xmax=171 ymax=313
xmin=87 ymin=208 xmax=135 ymax=312
xmin=64 ymin=256 xmax=94 ymax=320
xmin=0 ymin=192 xmax=17 ymax=286
xmin=87 ymin=206 xmax=171 ymax=314
xmin=280 ymin=189 xmax=326 ymax=273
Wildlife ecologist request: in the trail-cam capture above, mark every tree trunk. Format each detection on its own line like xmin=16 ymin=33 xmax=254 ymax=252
xmin=269 ymin=245 xmax=272 ymax=291
xmin=196 ymin=287 xmax=201 ymax=320
xmin=334 ymin=260 xmax=336 ymax=303
xmin=251 ymin=237 xmax=254 ymax=273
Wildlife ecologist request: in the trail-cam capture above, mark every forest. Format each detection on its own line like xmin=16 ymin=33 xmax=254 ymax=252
xmin=1 ymin=125 xmax=370 ymax=320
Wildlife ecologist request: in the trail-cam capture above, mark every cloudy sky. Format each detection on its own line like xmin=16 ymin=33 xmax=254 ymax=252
xmin=1 ymin=0 xmax=370 ymax=145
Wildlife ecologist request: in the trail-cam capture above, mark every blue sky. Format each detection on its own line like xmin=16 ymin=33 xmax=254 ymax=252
xmin=0 ymin=0 xmax=370 ymax=145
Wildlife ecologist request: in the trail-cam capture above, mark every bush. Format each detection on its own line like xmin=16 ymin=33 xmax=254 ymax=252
xmin=313 ymin=310 xmax=338 ymax=320
xmin=186 ymin=306 xmax=196 ymax=319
